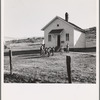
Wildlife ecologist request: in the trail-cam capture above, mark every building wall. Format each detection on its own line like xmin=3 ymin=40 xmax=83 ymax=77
xmin=44 ymin=18 xmax=86 ymax=48
xmin=44 ymin=18 xmax=74 ymax=48
xmin=74 ymin=30 xmax=86 ymax=48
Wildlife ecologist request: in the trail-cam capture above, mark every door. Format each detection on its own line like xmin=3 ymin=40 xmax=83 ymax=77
xmin=57 ymin=35 xmax=60 ymax=47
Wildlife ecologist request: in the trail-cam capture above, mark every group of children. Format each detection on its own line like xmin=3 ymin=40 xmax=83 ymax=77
xmin=40 ymin=44 xmax=54 ymax=57
xmin=40 ymin=43 xmax=69 ymax=56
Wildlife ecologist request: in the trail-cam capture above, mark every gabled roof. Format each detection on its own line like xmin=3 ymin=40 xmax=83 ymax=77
xmin=41 ymin=16 xmax=85 ymax=33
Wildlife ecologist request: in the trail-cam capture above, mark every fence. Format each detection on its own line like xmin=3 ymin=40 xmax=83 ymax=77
xmin=7 ymin=49 xmax=72 ymax=83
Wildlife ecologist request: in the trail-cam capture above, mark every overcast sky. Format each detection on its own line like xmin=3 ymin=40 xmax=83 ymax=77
xmin=3 ymin=0 xmax=97 ymax=39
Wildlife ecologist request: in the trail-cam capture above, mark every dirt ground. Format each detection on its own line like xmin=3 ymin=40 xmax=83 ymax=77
xmin=4 ymin=49 xmax=96 ymax=83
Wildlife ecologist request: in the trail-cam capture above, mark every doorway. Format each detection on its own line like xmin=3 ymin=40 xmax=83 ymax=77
xmin=57 ymin=35 xmax=60 ymax=47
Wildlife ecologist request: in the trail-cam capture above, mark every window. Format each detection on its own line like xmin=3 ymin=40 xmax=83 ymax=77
xmin=66 ymin=34 xmax=69 ymax=41
xmin=48 ymin=35 xmax=51 ymax=41
xmin=57 ymin=24 xmax=59 ymax=27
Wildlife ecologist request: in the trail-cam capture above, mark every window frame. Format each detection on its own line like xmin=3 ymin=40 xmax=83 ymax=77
xmin=66 ymin=33 xmax=69 ymax=41
xmin=48 ymin=34 xmax=51 ymax=42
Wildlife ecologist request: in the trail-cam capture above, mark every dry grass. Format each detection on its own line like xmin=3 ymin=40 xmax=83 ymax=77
xmin=4 ymin=51 xmax=96 ymax=83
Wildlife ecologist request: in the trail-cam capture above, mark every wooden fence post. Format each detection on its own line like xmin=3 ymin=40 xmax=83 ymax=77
xmin=66 ymin=56 xmax=72 ymax=83
xmin=9 ymin=49 xmax=12 ymax=75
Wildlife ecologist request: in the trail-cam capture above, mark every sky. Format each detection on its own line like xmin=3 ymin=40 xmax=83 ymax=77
xmin=3 ymin=0 xmax=97 ymax=39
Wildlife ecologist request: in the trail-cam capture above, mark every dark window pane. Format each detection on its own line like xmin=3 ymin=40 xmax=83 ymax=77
xmin=66 ymin=34 xmax=69 ymax=41
xmin=48 ymin=35 xmax=51 ymax=41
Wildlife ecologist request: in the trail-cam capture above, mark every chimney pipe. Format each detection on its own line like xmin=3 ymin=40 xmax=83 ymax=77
xmin=65 ymin=12 xmax=68 ymax=22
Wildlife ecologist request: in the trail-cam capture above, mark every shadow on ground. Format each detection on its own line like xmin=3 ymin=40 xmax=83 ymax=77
xmin=4 ymin=73 xmax=67 ymax=83
xmin=18 ymin=54 xmax=42 ymax=59
xmin=4 ymin=49 xmax=40 ymax=56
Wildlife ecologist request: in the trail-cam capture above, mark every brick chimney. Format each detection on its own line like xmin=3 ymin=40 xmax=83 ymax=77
xmin=65 ymin=12 xmax=68 ymax=22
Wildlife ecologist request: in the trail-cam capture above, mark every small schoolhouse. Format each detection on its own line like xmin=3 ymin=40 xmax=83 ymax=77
xmin=41 ymin=12 xmax=86 ymax=49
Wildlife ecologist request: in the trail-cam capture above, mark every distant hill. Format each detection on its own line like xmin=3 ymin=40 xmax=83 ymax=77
xmin=4 ymin=27 xmax=96 ymax=48
xmin=85 ymin=27 xmax=96 ymax=47
xmin=5 ymin=37 xmax=44 ymax=44
xmin=4 ymin=36 xmax=17 ymax=42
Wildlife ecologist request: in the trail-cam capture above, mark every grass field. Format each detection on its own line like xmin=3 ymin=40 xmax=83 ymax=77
xmin=4 ymin=43 xmax=96 ymax=83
